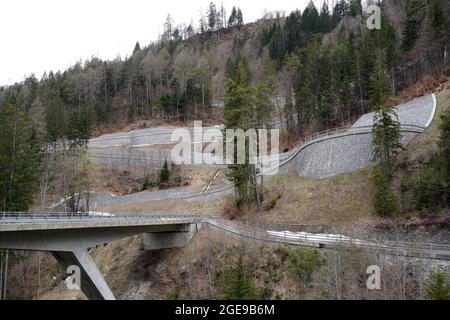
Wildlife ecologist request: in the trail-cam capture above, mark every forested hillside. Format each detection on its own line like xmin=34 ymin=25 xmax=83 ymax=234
xmin=0 ymin=0 xmax=449 ymax=140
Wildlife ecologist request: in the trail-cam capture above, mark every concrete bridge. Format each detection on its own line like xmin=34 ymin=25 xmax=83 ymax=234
xmin=0 ymin=213 xmax=203 ymax=300
xmin=2 ymin=212 xmax=450 ymax=300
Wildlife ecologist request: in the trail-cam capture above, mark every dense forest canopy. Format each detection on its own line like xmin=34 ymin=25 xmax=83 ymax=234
xmin=0 ymin=0 xmax=449 ymax=144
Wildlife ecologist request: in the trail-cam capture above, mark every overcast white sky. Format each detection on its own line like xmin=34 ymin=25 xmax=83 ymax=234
xmin=0 ymin=0 xmax=320 ymax=86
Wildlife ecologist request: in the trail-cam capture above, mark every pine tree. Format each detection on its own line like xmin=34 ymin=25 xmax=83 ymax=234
xmin=372 ymin=97 xmax=404 ymax=166
xmin=372 ymin=165 xmax=398 ymax=216
xmin=68 ymin=104 xmax=96 ymax=147
xmin=0 ymin=105 xmax=40 ymax=211
xmin=439 ymin=108 xmax=450 ymax=185
xmin=45 ymin=96 xmax=68 ymax=144
xmin=319 ymin=89 xmax=333 ymax=129
xmin=223 ymin=57 xmax=258 ymax=207
xmin=430 ymin=0 xmax=445 ymax=35
xmin=207 ymin=2 xmax=217 ymax=31
xmin=371 ymin=55 xmax=404 ymax=166
xmin=380 ymin=15 xmax=397 ymax=71
xmin=158 ymin=159 xmax=170 ymax=185
xmin=285 ymin=10 xmax=304 ymax=53
xmin=256 ymin=60 xmax=275 ymax=126
xmin=331 ymin=0 xmax=349 ymax=29
xmin=228 ymin=6 xmax=237 ymax=27
xmin=268 ymin=23 xmax=287 ymax=67
xmin=401 ymin=0 xmax=426 ymax=51
xmin=236 ymin=8 xmax=244 ymax=27
xmin=133 ymin=41 xmax=141 ymax=54
xmin=319 ymin=2 xmax=331 ymax=33
xmin=426 ymin=269 xmax=450 ymax=300
xmin=349 ymin=0 xmax=362 ymax=17
xmin=302 ymin=1 xmax=320 ymax=34
xmin=221 ymin=251 xmax=258 ymax=300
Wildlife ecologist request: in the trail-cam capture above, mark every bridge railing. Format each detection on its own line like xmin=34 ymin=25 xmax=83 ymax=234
xmin=0 ymin=212 xmax=207 ymax=224
xmin=298 ymin=125 xmax=351 ymax=146
xmin=299 ymin=123 xmax=425 ymax=146
xmin=205 ymin=218 xmax=450 ymax=258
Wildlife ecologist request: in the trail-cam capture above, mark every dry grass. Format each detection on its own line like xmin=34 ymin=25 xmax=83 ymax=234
xmin=251 ymin=171 xmax=379 ymax=227
xmin=98 ymin=168 xmax=378 ymax=227
xmin=398 ymin=88 xmax=450 ymax=166
xmin=183 ymin=165 xmax=229 ymax=192
xmin=391 ymin=75 xmax=450 ymax=105
xmin=98 ymin=196 xmax=225 ymax=215
xmin=93 ymin=160 xmax=226 ymax=195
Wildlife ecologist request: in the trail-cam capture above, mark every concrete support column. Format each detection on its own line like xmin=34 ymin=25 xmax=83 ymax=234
xmin=51 ymin=249 xmax=115 ymax=300
xmin=143 ymin=223 xmax=199 ymax=250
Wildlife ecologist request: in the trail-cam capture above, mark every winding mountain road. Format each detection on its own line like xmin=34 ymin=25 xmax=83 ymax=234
xmin=78 ymin=94 xmax=437 ymax=209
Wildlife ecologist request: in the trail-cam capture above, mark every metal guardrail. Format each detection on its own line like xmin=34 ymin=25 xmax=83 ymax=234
xmin=205 ymin=218 xmax=450 ymax=259
xmin=298 ymin=125 xmax=351 ymax=146
xmin=298 ymin=123 xmax=424 ymax=147
xmin=1 ymin=213 xmax=448 ymax=259
xmin=0 ymin=212 xmax=207 ymax=225
xmin=277 ymin=124 xmax=425 ymax=169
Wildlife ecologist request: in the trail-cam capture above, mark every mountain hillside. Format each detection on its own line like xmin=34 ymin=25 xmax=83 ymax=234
xmin=1 ymin=0 xmax=449 ymax=140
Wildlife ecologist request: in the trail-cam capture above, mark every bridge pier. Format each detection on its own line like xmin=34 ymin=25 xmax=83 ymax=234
xmin=52 ymin=249 xmax=115 ymax=300
xmin=143 ymin=223 xmax=199 ymax=250
xmin=0 ymin=217 xmax=202 ymax=300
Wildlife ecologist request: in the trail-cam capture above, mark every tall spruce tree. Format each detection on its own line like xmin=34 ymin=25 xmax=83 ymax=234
xmin=430 ymin=0 xmax=445 ymax=35
xmin=221 ymin=251 xmax=258 ymax=300
xmin=371 ymin=55 xmax=403 ymax=166
xmin=319 ymin=2 xmax=331 ymax=33
xmin=0 ymin=106 xmax=40 ymax=211
xmin=236 ymin=8 xmax=244 ymax=26
xmin=207 ymin=2 xmax=218 ymax=31
xmin=401 ymin=0 xmax=426 ymax=51
xmin=302 ymin=1 xmax=320 ymax=35
xmin=223 ymin=57 xmax=257 ymax=207
xmin=349 ymin=0 xmax=362 ymax=17
xmin=439 ymin=108 xmax=450 ymax=185
xmin=228 ymin=6 xmax=237 ymax=27
xmin=68 ymin=104 xmax=96 ymax=147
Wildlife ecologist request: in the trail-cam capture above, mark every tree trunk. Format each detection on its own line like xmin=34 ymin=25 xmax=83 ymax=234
xmin=2 ymin=251 xmax=8 ymax=300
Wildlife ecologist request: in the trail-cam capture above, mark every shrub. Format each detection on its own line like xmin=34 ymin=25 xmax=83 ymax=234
xmin=167 ymin=282 xmax=182 ymax=300
xmin=173 ymin=175 xmax=183 ymax=184
xmin=288 ymin=248 xmax=320 ymax=283
xmin=142 ymin=177 xmax=155 ymax=190
xmin=263 ymin=194 xmax=282 ymax=211
xmin=413 ymin=166 xmax=445 ymax=210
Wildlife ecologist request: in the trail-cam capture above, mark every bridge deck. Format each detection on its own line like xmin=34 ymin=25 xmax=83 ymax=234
xmin=0 ymin=213 xmax=206 ymax=232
